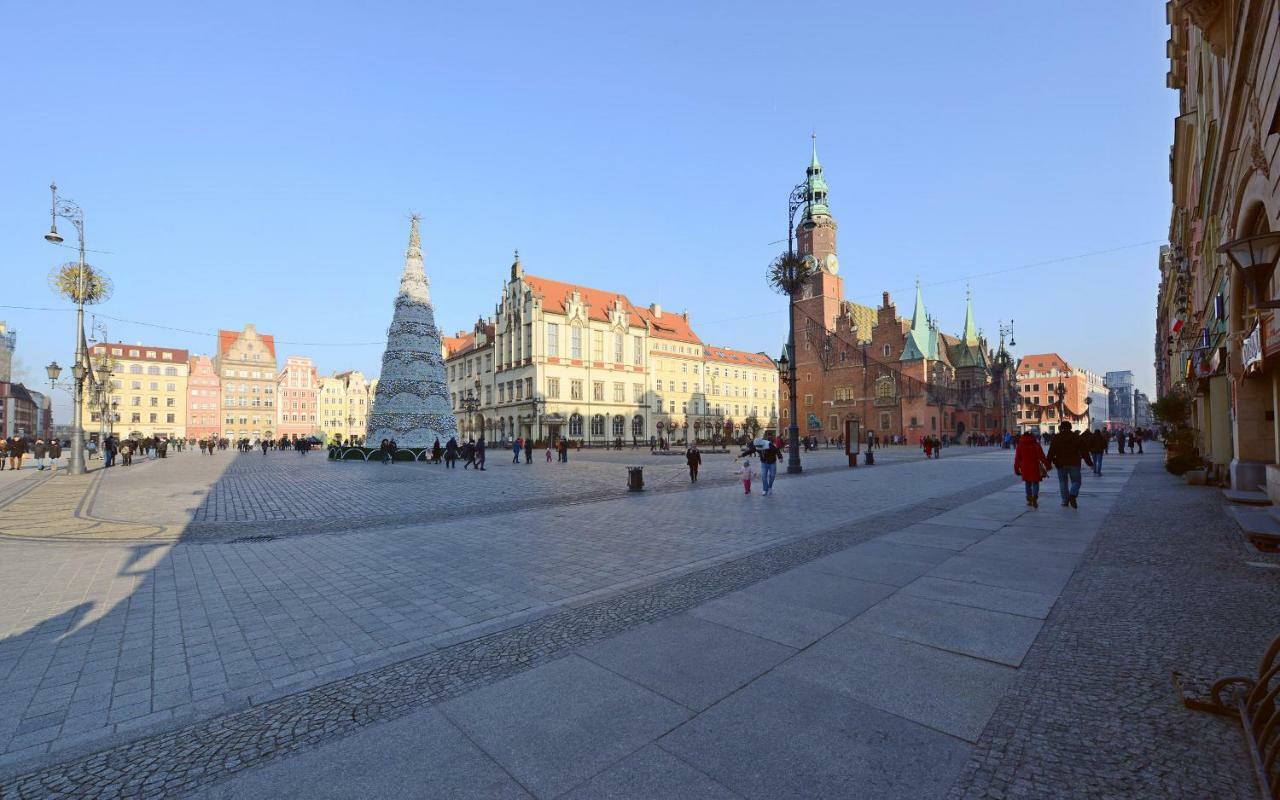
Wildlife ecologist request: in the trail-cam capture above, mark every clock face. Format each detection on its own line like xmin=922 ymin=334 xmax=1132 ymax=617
xmin=824 ymin=254 xmax=839 ymax=275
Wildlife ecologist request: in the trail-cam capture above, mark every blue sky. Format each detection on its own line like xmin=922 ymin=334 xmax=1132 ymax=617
xmin=1 ymin=1 xmax=1173 ymax=418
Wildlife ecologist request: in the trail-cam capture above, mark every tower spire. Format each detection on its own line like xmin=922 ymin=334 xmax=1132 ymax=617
xmin=962 ymin=283 xmax=979 ymax=344
xmin=900 ymin=280 xmax=932 ymax=361
xmin=810 ymin=131 xmax=820 ymax=169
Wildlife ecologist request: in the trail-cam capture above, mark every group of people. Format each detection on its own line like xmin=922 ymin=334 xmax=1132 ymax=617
xmin=708 ymin=437 xmax=785 ymax=496
xmin=1014 ymin=422 xmax=1145 ymax=508
xmin=0 ymin=436 xmax=62 ymax=471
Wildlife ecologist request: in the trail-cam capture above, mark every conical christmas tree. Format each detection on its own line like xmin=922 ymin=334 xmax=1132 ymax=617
xmin=365 ymin=216 xmax=459 ymax=448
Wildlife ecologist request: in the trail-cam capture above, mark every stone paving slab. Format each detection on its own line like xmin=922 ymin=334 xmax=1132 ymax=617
xmin=851 ymin=593 xmax=1045 ymax=667
xmin=658 ymin=671 xmax=972 ymax=800
xmin=687 ymin=590 xmax=847 ymax=650
xmin=778 ymin=626 xmax=1016 ymax=742
xmin=439 ymin=655 xmax=691 ymax=799
xmin=899 ymin=576 xmax=1058 ymax=620
xmin=560 ymin=743 xmax=739 ymax=800
xmin=194 ymin=708 xmax=531 ymax=800
xmin=577 ymin=614 xmax=794 ymax=711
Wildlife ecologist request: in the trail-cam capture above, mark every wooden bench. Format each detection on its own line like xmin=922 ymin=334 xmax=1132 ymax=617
xmin=1173 ymin=633 xmax=1280 ymax=798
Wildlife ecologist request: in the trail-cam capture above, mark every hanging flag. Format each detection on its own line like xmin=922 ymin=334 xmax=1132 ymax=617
xmin=1170 ymin=317 xmax=1184 ymax=334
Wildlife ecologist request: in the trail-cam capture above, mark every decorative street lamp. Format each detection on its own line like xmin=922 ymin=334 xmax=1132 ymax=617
xmin=462 ymin=390 xmax=480 ymax=437
xmin=1219 ymin=231 xmax=1280 ymax=312
xmin=529 ymin=395 xmax=543 ymax=444
xmin=43 ymin=183 xmax=111 ymax=476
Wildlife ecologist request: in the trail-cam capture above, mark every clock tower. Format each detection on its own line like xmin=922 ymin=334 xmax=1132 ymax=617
xmin=794 ymin=136 xmax=844 ymax=331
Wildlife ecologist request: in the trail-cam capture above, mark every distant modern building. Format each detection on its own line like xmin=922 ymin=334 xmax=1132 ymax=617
xmin=1106 ymin=370 xmax=1135 ymax=430
xmin=215 ymin=325 xmax=278 ymax=441
xmin=0 ymin=322 xmax=15 ymax=384
xmin=84 ymin=342 xmax=190 ymax=440
xmin=277 ymin=356 xmax=319 ymax=441
xmin=1079 ymin=368 xmax=1108 ymax=431
xmin=187 ymin=354 xmax=221 ymax=442
xmin=1134 ymin=390 xmax=1154 ymax=429
xmin=28 ymin=389 xmax=51 ymax=438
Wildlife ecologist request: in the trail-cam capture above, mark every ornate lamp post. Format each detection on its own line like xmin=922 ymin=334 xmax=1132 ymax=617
xmin=462 ymin=390 xmax=480 ymax=438
xmin=529 ymin=395 xmax=543 ymax=444
xmin=43 ymin=183 xmax=110 ymax=475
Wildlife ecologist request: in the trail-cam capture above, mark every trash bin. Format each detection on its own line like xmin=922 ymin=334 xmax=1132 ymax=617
xmin=627 ymin=466 xmax=644 ymax=492
xmin=865 ymin=450 xmax=875 ymax=465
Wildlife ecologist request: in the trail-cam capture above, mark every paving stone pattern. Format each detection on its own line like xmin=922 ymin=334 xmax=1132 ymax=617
xmin=0 ymin=466 xmax=1015 ymax=799
xmin=88 ymin=446 xmax=924 ymax=539
xmin=0 ymin=450 xmax=1010 ymax=774
xmin=946 ymin=456 xmax=1271 ymax=799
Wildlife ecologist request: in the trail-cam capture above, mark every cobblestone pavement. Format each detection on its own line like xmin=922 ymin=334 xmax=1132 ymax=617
xmin=83 ymin=445 xmax=931 ymax=540
xmin=0 ymin=448 xmax=1013 ymax=786
xmin=946 ymin=451 xmax=1271 ymax=799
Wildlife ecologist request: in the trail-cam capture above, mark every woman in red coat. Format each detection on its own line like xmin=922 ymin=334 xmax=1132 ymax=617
xmin=1013 ymin=431 xmax=1050 ymax=508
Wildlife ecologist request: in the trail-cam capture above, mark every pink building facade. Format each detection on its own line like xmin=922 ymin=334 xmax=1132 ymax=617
xmin=277 ymin=356 xmax=318 ymax=440
xmin=187 ymin=355 xmax=221 ymax=441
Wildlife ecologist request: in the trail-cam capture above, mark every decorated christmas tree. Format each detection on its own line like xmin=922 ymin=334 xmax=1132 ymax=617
xmin=365 ymin=215 xmax=459 ymax=448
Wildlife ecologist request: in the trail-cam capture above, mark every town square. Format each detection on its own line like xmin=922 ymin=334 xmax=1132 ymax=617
xmin=1 ymin=2 xmax=1278 ymax=798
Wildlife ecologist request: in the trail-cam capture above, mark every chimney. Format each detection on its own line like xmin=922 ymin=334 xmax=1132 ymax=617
xmin=882 ymin=291 xmax=890 ymax=307
xmin=650 ymin=303 xmax=662 ymax=318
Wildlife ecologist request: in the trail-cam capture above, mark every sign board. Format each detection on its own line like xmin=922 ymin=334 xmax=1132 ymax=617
xmin=844 ymin=419 xmax=861 ymax=455
xmin=1265 ymin=313 xmax=1280 ymax=358
xmin=1243 ymin=322 xmax=1264 ymax=377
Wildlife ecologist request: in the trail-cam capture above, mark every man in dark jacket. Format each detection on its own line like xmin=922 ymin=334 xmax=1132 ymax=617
xmin=758 ymin=440 xmax=783 ymax=495
xmin=685 ymin=444 xmax=702 ymax=482
xmin=1088 ymin=428 xmax=1105 ymax=476
xmin=1046 ymin=421 xmax=1094 ymax=508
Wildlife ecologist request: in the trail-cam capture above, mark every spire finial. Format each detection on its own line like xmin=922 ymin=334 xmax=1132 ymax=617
xmin=407 ymin=213 xmax=422 ymax=259
xmin=810 ymin=131 xmax=819 ymax=169
xmin=513 ymin=248 xmax=520 ymax=263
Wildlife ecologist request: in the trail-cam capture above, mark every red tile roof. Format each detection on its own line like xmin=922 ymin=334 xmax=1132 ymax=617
xmin=443 ymin=332 xmax=476 ymax=357
xmin=633 ymin=307 xmax=702 ymax=345
xmin=218 ymin=328 xmax=276 ymax=359
xmin=523 ymin=275 xmax=644 ymax=328
xmin=705 ymin=346 xmax=775 ymax=368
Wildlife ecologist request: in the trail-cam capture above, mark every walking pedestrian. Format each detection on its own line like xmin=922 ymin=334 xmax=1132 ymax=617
xmin=1013 ymin=430 xmax=1050 ymax=508
xmin=512 ymin=437 xmax=522 ymax=463
xmin=0 ymin=437 xmax=8 ymax=470
xmin=32 ymin=438 xmax=47 ymax=471
xmin=380 ymin=438 xmax=393 ymax=465
xmin=758 ymin=438 xmax=782 ymax=496
xmin=432 ymin=438 xmax=443 ymax=464
xmin=47 ymin=438 xmax=62 ymax=474
xmin=476 ymin=436 xmax=487 ymax=470
xmin=9 ymin=436 xmax=26 ymax=470
xmin=1046 ymin=421 xmax=1093 ymax=508
xmin=525 ymin=440 xmax=533 ymax=463
xmin=462 ymin=439 xmax=476 ymax=469
xmin=685 ymin=443 xmax=701 ymax=482
xmin=545 ymin=442 xmax=553 ymax=462
xmin=444 ymin=437 xmax=458 ymax=468
xmin=736 ymin=457 xmax=757 ymax=494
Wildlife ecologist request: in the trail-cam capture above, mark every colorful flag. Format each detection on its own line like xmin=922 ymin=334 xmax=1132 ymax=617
xmin=1170 ymin=317 xmax=1184 ymax=334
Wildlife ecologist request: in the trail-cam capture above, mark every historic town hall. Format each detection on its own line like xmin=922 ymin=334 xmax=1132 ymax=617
xmin=783 ymin=142 xmax=1020 ymax=443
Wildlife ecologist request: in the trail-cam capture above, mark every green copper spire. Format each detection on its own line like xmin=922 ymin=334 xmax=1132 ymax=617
xmin=900 ymin=281 xmax=931 ymax=361
xmin=962 ymin=284 xmax=979 ymax=344
xmin=803 ymin=133 xmax=829 ymax=217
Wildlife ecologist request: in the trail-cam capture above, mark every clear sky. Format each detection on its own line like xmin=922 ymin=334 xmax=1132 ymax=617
xmin=1 ymin=1 xmax=1173 ymax=419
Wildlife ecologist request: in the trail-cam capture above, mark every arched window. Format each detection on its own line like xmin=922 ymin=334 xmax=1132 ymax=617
xmin=590 ymin=414 xmax=605 ymax=437
xmin=632 ymin=415 xmax=644 ymax=437
xmin=569 ymin=413 xmax=583 ymax=436
xmin=875 ymin=375 xmax=895 ymax=400
xmin=612 ymin=415 xmax=625 ymax=437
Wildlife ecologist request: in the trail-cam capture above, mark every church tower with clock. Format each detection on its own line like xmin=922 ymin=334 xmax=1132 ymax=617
xmin=794 ymin=137 xmax=845 ymax=335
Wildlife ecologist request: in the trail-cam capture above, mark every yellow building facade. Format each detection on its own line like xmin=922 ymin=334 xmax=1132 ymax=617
xmin=85 ymin=343 xmax=190 ymax=440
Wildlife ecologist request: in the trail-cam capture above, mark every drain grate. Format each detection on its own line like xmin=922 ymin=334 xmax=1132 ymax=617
xmin=230 ymin=534 xmax=281 ymax=544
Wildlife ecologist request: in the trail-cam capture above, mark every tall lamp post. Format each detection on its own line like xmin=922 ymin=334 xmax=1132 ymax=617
xmin=529 ymin=395 xmax=543 ymax=444
xmin=462 ymin=390 xmax=480 ymax=438
xmin=769 ymin=182 xmax=816 ymax=475
xmin=43 ymin=182 xmax=102 ymax=475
